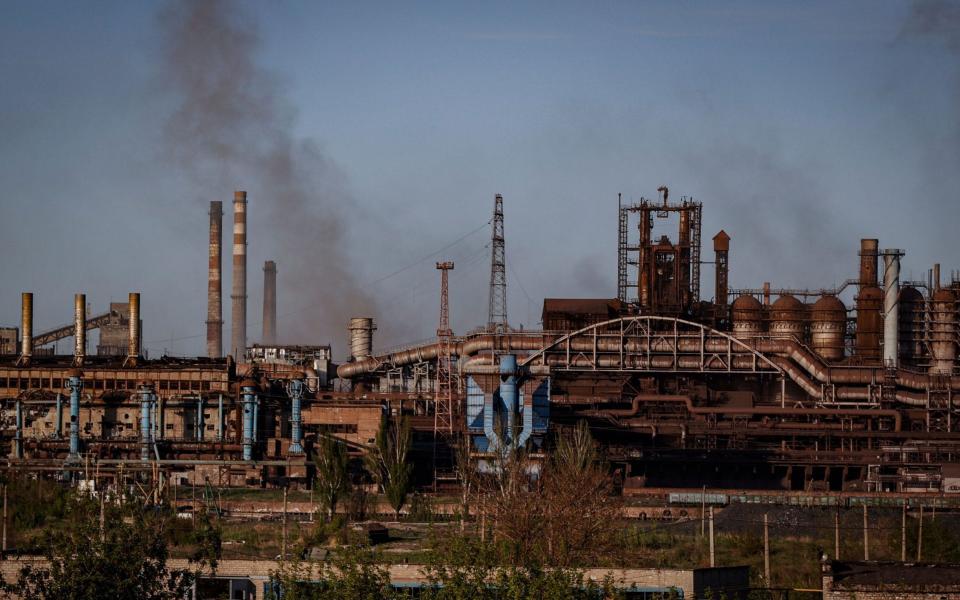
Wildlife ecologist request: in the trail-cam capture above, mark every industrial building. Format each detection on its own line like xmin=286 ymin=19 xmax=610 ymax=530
xmin=2 ymin=186 xmax=960 ymax=497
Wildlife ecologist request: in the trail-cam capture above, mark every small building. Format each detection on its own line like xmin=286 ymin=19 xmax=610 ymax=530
xmin=822 ymin=559 xmax=960 ymax=599
xmin=0 ymin=328 xmax=17 ymax=355
xmin=541 ymin=298 xmax=627 ymax=331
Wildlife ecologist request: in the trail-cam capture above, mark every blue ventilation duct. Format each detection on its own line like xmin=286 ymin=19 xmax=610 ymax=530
xmin=67 ymin=372 xmax=82 ymax=462
xmin=139 ymin=383 xmax=153 ymax=461
xmin=288 ymin=378 xmax=304 ymax=455
xmin=241 ymin=381 xmax=258 ymax=461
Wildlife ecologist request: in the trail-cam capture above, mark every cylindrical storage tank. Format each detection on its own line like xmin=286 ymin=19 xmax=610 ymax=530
xmin=348 ymin=317 xmax=376 ymax=361
xmin=898 ymin=286 xmax=925 ymax=365
xmin=731 ymin=294 xmax=764 ymax=339
xmin=810 ymin=295 xmax=846 ymax=361
xmin=930 ymin=288 xmax=956 ymax=375
xmin=855 ymin=286 xmax=883 ymax=362
xmin=769 ymin=295 xmax=806 ymax=341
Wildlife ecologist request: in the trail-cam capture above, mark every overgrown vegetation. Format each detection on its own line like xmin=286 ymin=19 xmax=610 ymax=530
xmin=364 ymin=415 xmax=414 ymax=519
xmin=314 ymin=434 xmax=350 ymax=519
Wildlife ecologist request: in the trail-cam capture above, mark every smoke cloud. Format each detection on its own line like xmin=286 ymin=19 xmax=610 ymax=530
xmin=157 ymin=0 xmax=373 ymax=351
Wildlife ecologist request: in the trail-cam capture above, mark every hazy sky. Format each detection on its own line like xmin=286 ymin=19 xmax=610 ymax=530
xmin=1 ymin=1 xmax=958 ymax=360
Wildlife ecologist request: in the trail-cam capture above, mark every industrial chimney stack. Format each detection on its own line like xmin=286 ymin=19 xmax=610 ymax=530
xmin=231 ymin=191 xmax=248 ymax=359
xmin=206 ymin=200 xmax=223 ymax=358
xmin=74 ymin=293 xmax=86 ymax=366
xmin=262 ymin=260 xmax=277 ymax=345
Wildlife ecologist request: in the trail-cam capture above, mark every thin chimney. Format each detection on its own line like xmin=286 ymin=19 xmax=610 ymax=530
xmin=206 ymin=200 xmax=223 ymax=358
xmin=263 ymin=260 xmax=277 ymax=345
xmin=231 ymin=191 xmax=248 ymax=359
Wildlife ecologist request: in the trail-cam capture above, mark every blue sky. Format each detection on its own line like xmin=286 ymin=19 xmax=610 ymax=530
xmin=1 ymin=1 xmax=958 ymax=358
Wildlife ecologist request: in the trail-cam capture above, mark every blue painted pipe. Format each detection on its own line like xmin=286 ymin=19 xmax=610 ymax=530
xmin=288 ymin=379 xmax=304 ymax=454
xmin=241 ymin=383 xmax=257 ymax=461
xmin=139 ymin=384 xmax=152 ymax=461
xmin=67 ymin=374 xmax=82 ymax=461
xmin=252 ymin=399 xmax=259 ymax=443
xmin=14 ymin=399 xmax=23 ymax=459
xmin=55 ymin=393 xmax=62 ymax=438
xmin=499 ymin=354 xmax=518 ymax=447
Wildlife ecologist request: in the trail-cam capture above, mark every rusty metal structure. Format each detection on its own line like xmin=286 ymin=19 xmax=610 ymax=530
xmin=487 ymin=194 xmax=508 ymax=333
xmin=4 ymin=185 xmax=960 ymax=497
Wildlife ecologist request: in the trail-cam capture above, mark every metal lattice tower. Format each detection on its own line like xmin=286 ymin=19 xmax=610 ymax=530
xmin=487 ymin=194 xmax=508 ymax=333
xmin=435 ymin=261 xmax=455 ymax=436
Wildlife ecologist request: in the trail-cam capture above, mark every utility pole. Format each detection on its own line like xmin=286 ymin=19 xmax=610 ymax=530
xmin=282 ymin=486 xmax=288 ymax=561
xmin=763 ymin=513 xmax=770 ymax=587
xmin=487 ymin=194 xmax=507 ymax=333
xmin=709 ymin=506 xmax=715 ymax=567
xmin=917 ymin=504 xmax=924 ymax=562
xmin=2 ymin=484 xmax=7 ymax=557
xmin=834 ymin=504 xmax=840 ymax=559
xmin=701 ymin=485 xmax=706 ymax=537
xmin=863 ymin=504 xmax=869 ymax=561
xmin=901 ymin=503 xmax=907 ymax=562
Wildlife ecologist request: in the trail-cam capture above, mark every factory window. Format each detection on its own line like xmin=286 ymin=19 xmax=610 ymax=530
xmin=207 ymin=425 xmax=214 ymax=431
xmin=53 ymin=378 xmax=61 ymax=388
xmin=105 ymin=380 xmax=114 ymax=390
xmin=191 ymin=381 xmax=200 ymax=391
xmin=159 ymin=381 xmax=169 ymax=390
xmin=31 ymin=378 xmax=40 ymax=388
xmin=124 ymin=413 xmax=129 ymax=420
xmin=318 ymin=424 xmax=358 ymax=434
xmin=0 ymin=379 xmax=5 ymax=389
xmin=166 ymin=424 xmax=174 ymax=430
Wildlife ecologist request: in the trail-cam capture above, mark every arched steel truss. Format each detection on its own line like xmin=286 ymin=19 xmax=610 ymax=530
xmin=519 ymin=316 xmax=783 ymax=375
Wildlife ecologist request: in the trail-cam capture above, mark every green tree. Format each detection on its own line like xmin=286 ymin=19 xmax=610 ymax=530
xmin=364 ymin=416 xmax=413 ymax=519
xmin=5 ymin=494 xmax=193 ymax=600
xmin=314 ymin=434 xmax=351 ymax=519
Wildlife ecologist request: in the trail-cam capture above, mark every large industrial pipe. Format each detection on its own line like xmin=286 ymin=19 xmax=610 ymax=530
xmin=207 ymin=200 xmax=223 ymax=358
xmin=241 ymin=379 xmax=257 ymax=461
xmin=73 ymin=293 xmax=86 ymax=366
xmin=196 ymin=396 xmax=205 ymax=441
xmin=126 ymin=292 xmax=141 ymax=366
xmin=54 ymin=393 xmax=62 ymax=438
xmin=500 ymin=354 xmax=518 ymax=444
xmin=882 ymin=251 xmax=901 ymax=368
xmin=67 ymin=369 xmax=82 ymax=462
xmin=139 ymin=382 xmax=154 ymax=461
xmin=18 ymin=292 xmax=33 ymax=366
xmin=263 ymin=260 xmax=277 ymax=345
xmin=231 ymin=191 xmax=248 ymax=360
xmin=288 ymin=377 xmax=304 ymax=454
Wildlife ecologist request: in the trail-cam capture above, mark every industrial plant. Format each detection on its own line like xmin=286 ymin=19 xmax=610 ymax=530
xmin=3 ymin=186 xmax=960 ymax=500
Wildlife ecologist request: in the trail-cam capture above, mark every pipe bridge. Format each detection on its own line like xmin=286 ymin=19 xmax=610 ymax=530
xmin=31 ymin=310 xmax=119 ymax=347
xmin=519 ymin=316 xmax=783 ymax=374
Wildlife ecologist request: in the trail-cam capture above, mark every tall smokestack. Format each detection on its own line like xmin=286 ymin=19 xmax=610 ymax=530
xmin=713 ymin=230 xmax=730 ymax=309
xmin=127 ymin=292 xmax=141 ymax=363
xmin=882 ymin=250 xmax=902 ymax=368
xmin=206 ymin=200 xmax=223 ymax=358
xmin=231 ymin=191 xmax=248 ymax=359
xmin=74 ymin=293 xmax=86 ymax=366
xmin=17 ymin=292 xmax=33 ymax=366
xmin=262 ymin=260 xmax=277 ymax=345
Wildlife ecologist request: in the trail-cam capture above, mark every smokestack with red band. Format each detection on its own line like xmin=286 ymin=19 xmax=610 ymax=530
xmin=231 ymin=191 xmax=248 ymax=359
xmin=263 ymin=260 xmax=277 ymax=345
xmin=74 ymin=293 xmax=86 ymax=366
xmin=206 ymin=200 xmax=223 ymax=358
